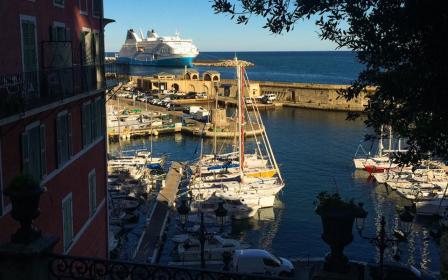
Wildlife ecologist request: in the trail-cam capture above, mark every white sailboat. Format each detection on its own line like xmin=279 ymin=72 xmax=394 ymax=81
xmin=187 ymin=61 xmax=284 ymax=212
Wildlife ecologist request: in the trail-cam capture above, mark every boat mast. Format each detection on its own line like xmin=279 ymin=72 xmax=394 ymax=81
xmin=388 ymin=125 xmax=393 ymax=151
xmin=378 ymin=125 xmax=384 ymax=157
xmin=213 ymin=83 xmax=218 ymax=155
xmin=236 ymin=60 xmax=244 ymax=177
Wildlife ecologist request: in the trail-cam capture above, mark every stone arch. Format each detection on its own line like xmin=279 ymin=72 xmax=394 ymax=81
xmin=204 ymin=74 xmax=212 ymax=81
xmin=203 ymin=85 xmax=209 ymax=95
xmin=185 ymin=73 xmax=191 ymax=80
xmin=192 ymin=74 xmax=198 ymax=80
xmin=213 ymin=76 xmax=219 ymax=81
xmin=172 ymin=83 xmax=179 ymax=92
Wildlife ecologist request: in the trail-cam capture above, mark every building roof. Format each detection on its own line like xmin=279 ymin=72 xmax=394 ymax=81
xmin=204 ymin=70 xmax=220 ymax=75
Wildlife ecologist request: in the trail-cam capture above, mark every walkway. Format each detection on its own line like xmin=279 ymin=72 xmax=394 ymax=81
xmin=133 ymin=162 xmax=183 ymax=263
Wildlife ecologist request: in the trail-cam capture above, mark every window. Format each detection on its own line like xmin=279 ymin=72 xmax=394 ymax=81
xmin=62 ymin=193 xmax=73 ymax=252
xmin=82 ymin=102 xmax=92 ymax=147
xmin=88 ymin=169 xmax=96 ymax=215
xmin=263 ymin=258 xmax=280 ymax=267
xmin=56 ymin=112 xmax=72 ymax=167
xmin=82 ymin=99 xmax=105 ymax=147
xmin=79 ymin=0 xmax=88 ymax=14
xmin=20 ymin=15 xmax=39 ymax=97
xmin=53 ymin=0 xmax=64 ymax=8
xmin=92 ymin=0 xmax=102 ymax=17
xmin=21 ymin=123 xmax=46 ymax=182
xmin=51 ymin=22 xmax=70 ymax=42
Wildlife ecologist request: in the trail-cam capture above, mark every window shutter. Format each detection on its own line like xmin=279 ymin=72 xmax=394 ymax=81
xmin=56 ymin=117 xmax=62 ymax=166
xmin=21 ymin=132 xmax=30 ymax=174
xmin=68 ymin=113 xmax=72 ymax=156
xmin=40 ymin=125 xmax=47 ymax=177
xmin=81 ymin=104 xmax=87 ymax=147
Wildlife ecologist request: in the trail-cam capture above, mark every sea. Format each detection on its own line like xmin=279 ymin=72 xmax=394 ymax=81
xmin=108 ymin=51 xmax=440 ymax=275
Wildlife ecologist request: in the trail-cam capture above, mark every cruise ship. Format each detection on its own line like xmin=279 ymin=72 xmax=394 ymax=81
xmin=116 ymin=29 xmax=199 ymax=67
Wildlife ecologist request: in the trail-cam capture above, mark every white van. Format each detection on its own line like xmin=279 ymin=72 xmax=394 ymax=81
xmin=231 ymin=249 xmax=294 ymax=277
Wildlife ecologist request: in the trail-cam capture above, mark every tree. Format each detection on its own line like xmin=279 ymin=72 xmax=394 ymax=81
xmin=212 ymin=0 xmax=448 ymax=163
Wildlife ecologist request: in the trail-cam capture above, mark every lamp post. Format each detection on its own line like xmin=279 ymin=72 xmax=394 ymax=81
xmin=214 ymin=202 xmax=228 ymax=232
xmin=177 ymin=200 xmax=190 ymax=231
xmin=356 ymin=207 xmax=414 ymax=280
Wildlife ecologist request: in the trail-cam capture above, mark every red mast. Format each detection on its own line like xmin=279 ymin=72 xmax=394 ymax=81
xmin=240 ymin=66 xmax=245 ymax=170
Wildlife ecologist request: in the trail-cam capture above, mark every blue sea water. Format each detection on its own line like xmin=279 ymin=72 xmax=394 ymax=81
xmin=108 ymin=52 xmax=440 ymax=275
xmin=107 ymin=51 xmax=363 ymax=85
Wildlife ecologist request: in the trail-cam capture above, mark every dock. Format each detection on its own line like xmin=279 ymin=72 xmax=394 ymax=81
xmin=133 ymin=162 xmax=183 ymax=263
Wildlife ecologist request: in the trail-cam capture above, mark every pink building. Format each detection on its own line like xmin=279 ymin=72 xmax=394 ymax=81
xmin=0 ymin=0 xmax=110 ymax=257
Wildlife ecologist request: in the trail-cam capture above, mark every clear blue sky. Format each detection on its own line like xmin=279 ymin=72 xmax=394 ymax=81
xmin=104 ymin=0 xmax=340 ymax=52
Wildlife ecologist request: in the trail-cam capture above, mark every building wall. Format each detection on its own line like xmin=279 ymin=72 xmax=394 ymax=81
xmin=0 ymin=0 xmax=102 ymax=74
xmin=0 ymin=0 xmax=108 ymax=258
xmin=0 ymin=93 xmax=107 ymax=257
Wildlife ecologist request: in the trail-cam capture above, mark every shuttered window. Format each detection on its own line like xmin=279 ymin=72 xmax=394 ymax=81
xmin=88 ymin=170 xmax=96 ymax=216
xmin=21 ymin=19 xmax=37 ymax=72
xmin=62 ymin=193 xmax=73 ymax=252
xmin=56 ymin=112 xmax=72 ymax=167
xmin=20 ymin=16 xmax=39 ymax=97
xmin=54 ymin=0 xmax=65 ymax=7
xmin=92 ymin=0 xmax=102 ymax=17
xmin=82 ymin=100 xmax=104 ymax=147
xmin=21 ymin=124 xmax=46 ymax=182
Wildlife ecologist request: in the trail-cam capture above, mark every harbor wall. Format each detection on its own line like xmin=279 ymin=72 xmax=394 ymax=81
xmin=220 ymin=79 xmax=372 ymax=112
xmin=129 ymin=75 xmax=372 ymax=112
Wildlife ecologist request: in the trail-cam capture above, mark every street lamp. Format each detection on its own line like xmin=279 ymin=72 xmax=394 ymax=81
xmin=177 ymin=200 xmax=190 ymax=231
xmin=356 ymin=206 xmax=414 ymax=280
xmin=214 ymin=201 xmax=228 ymax=232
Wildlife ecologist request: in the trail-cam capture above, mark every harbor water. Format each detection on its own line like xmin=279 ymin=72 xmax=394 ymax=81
xmin=107 ymin=51 xmax=363 ymax=85
xmin=109 ymin=107 xmax=441 ymax=274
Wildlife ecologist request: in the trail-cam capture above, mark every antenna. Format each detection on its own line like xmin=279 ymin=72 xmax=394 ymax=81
xmin=139 ymin=28 xmax=144 ymax=39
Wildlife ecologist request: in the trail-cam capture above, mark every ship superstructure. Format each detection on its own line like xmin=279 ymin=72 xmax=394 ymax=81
xmin=117 ymin=29 xmax=199 ymax=67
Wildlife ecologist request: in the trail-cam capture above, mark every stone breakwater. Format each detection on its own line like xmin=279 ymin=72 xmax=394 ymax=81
xmin=193 ymin=59 xmax=254 ymax=67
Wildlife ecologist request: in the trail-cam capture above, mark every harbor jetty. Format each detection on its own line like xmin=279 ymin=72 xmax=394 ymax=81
xmin=133 ymin=162 xmax=183 ymax=263
xmin=193 ymin=59 xmax=254 ymax=68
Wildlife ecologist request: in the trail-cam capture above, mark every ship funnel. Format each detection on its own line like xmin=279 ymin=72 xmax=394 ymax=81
xmin=126 ymin=29 xmax=141 ymax=42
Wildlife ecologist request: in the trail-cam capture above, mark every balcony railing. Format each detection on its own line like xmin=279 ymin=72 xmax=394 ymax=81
xmin=48 ymin=254 xmax=279 ymax=280
xmin=0 ymin=63 xmax=129 ymax=120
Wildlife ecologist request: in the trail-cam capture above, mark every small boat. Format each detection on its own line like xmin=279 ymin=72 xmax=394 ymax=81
xmin=415 ymin=197 xmax=448 ymax=216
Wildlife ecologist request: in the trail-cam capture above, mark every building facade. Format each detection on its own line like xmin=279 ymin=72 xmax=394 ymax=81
xmin=0 ymin=0 xmax=109 ymax=257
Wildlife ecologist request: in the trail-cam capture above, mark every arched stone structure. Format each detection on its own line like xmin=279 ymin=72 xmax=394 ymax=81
xmin=172 ymin=83 xmax=179 ymax=92
xmin=204 ymin=74 xmax=211 ymax=81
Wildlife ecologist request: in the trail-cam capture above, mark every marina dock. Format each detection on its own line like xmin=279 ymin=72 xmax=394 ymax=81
xmin=133 ymin=162 xmax=183 ymax=263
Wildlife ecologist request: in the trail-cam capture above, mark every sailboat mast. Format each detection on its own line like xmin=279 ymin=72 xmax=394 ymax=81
xmin=213 ymin=84 xmax=218 ymax=155
xmin=240 ymin=66 xmax=245 ymax=170
xmin=378 ymin=125 xmax=384 ymax=157
xmin=388 ymin=125 xmax=393 ymax=151
xmin=236 ymin=62 xmax=243 ymax=175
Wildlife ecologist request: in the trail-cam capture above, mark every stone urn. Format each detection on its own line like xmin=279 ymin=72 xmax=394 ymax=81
xmin=315 ymin=192 xmax=367 ymax=273
xmin=3 ymin=174 xmax=46 ymax=244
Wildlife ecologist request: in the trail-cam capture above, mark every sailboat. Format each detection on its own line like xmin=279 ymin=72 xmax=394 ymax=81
xmin=188 ymin=61 xmax=284 ymax=210
xmin=353 ymin=125 xmax=406 ymax=173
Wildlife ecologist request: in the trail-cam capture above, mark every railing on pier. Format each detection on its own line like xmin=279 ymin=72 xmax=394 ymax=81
xmin=48 ymin=253 xmax=279 ymax=280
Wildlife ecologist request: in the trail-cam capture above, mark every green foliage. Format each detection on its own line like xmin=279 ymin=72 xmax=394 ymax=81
xmin=212 ymin=0 xmax=448 ymax=162
xmin=314 ymin=192 xmax=366 ymax=217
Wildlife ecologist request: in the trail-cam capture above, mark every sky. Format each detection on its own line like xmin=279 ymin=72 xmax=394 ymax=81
xmin=104 ymin=0 xmax=340 ymax=52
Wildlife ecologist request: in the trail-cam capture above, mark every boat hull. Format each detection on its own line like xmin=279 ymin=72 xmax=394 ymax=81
xmin=116 ymin=55 xmax=195 ymax=67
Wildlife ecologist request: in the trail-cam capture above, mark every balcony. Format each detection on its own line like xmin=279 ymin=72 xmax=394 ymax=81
xmin=0 ymin=42 xmax=129 ymax=120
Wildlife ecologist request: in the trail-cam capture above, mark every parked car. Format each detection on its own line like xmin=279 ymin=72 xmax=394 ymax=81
xmin=168 ymin=104 xmax=185 ymax=111
xmin=231 ymin=249 xmax=294 ymax=277
xmin=150 ymin=98 xmax=160 ymax=105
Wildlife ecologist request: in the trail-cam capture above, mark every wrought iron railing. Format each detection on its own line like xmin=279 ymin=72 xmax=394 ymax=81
xmin=0 ymin=63 xmax=128 ymax=119
xmin=48 ymin=254 xmax=280 ymax=280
